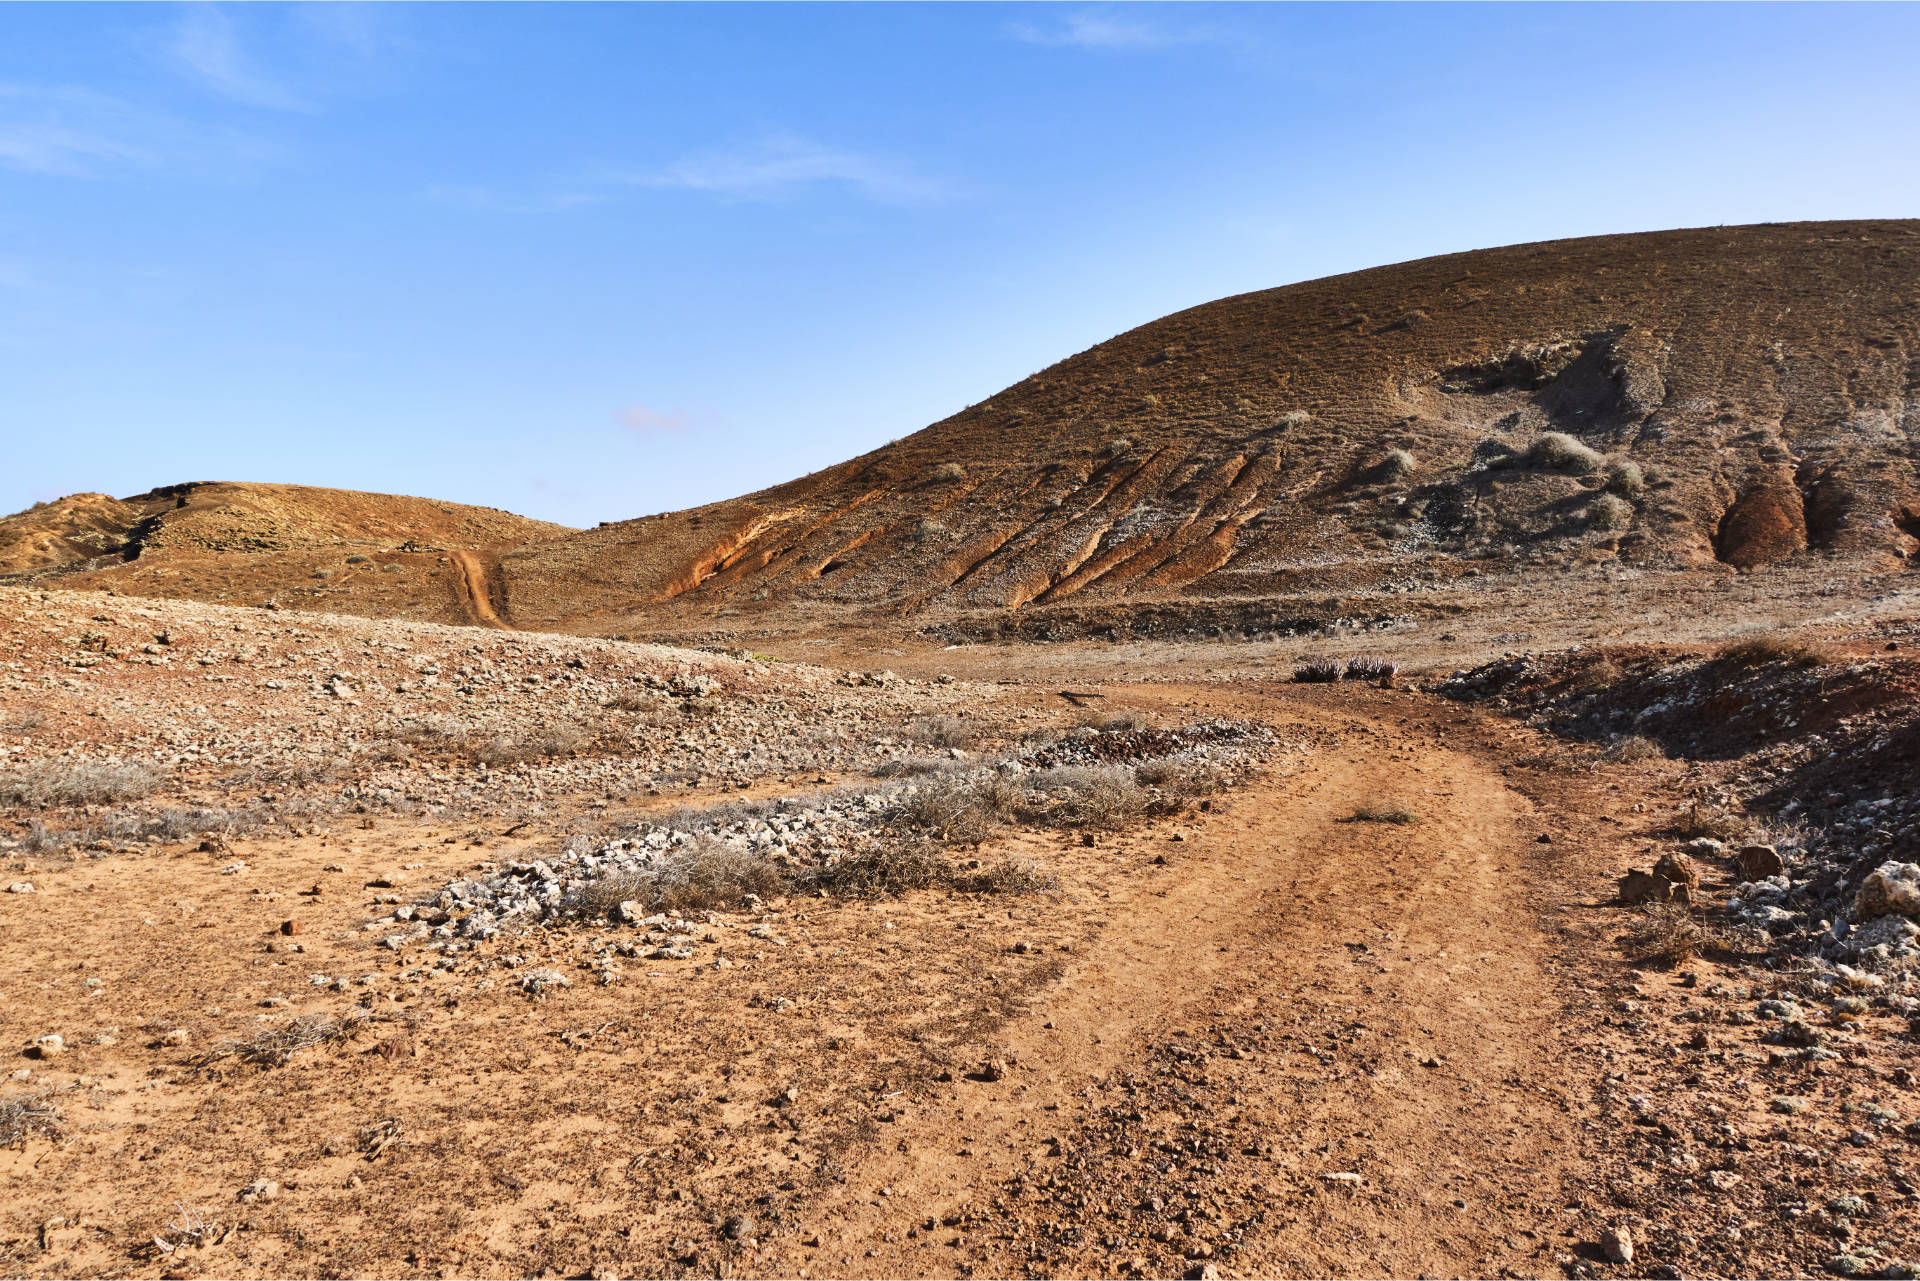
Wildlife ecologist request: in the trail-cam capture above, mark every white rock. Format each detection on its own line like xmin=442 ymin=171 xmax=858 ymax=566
xmin=1855 ymin=862 xmax=1920 ymax=920
xmin=6 ymin=881 xmax=33 ymax=894
xmin=28 ymin=1034 xmax=64 ymax=1059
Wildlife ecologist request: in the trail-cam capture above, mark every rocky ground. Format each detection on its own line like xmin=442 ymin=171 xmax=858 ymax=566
xmin=8 ymin=583 xmax=1920 ymax=1280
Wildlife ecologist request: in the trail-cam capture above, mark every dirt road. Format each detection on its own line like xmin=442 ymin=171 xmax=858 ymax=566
xmin=449 ymin=549 xmax=510 ymax=629
xmin=1 ymin=683 xmax=1630 ymax=1280
xmin=750 ymin=685 xmax=1603 ymax=1279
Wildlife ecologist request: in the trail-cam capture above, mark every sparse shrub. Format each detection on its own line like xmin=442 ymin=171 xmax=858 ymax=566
xmin=1075 ymin=707 xmax=1150 ymax=733
xmin=930 ymin=461 xmax=966 ymax=483
xmin=872 ymin=755 xmax=954 ymax=779
xmin=956 ymin=856 xmax=1058 ymax=895
xmin=1103 ymin=438 xmax=1133 ymax=456
xmin=909 ymin=517 xmax=944 ymax=543
xmin=393 ymin=717 xmax=474 ymax=753
xmin=474 ymin=726 xmax=587 ymax=766
xmin=1028 ymin=765 xmax=1147 ymax=830
xmin=1604 ymin=459 xmax=1646 ymax=496
xmin=1344 ymin=800 xmax=1418 ymax=825
xmin=0 ymin=760 xmax=160 ymax=808
xmin=573 ymin=836 xmax=786 ymax=917
xmin=345 ymin=554 xmax=370 ymax=564
xmin=1587 ymin=493 xmax=1635 ymax=531
xmin=1292 ymin=659 xmax=1343 ymax=683
xmin=890 ymin=773 xmax=1022 ymax=842
xmin=1525 ymin=432 xmax=1605 ymax=474
xmin=1135 ymin=754 xmax=1233 ymax=795
xmin=801 ymin=838 xmax=947 ymax=898
xmin=208 ymin=1011 xmax=369 ymax=1068
xmin=1666 ymin=802 xmax=1751 ymax=843
xmin=1604 ymin=735 xmax=1664 ymax=763
xmin=911 ymin=714 xmax=976 ymax=749
xmin=1716 ymin=635 xmax=1833 ymax=668
xmin=1623 ymin=901 xmax=1707 ymax=964
xmin=1343 ymin=655 xmax=1398 ymax=682
xmin=1276 ymin=410 xmax=1312 ymax=430
xmin=0 ymin=1091 xmax=61 ymax=1148
xmin=1376 ymin=449 xmax=1417 ymax=482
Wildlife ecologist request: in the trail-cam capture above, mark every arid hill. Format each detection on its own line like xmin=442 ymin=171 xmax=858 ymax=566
xmin=0 ymin=482 xmax=572 ymax=628
xmin=7 ymin=221 xmax=1918 ymax=644
xmin=500 ymin=219 xmax=1919 ymax=640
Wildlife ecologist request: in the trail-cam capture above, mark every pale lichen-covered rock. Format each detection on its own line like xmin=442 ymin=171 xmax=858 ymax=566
xmin=1855 ymin=862 xmax=1920 ymax=921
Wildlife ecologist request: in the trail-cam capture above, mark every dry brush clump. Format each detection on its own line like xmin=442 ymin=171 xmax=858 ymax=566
xmin=1716 ymin=635 xmax=1834 ymax=669
xmin=1292 ymin=658 xmax=1344 ymax=684
xmin=0 ymin=759 xmax=161 ymax=808
xmin=1026 ymin=764 xmax=1148 ymax=830
xmin=1343 ymin=655 xmax=1398 ymax=682
xmin=799 ymin=837 xmax=949 ymax=899
xmin=1586 ymin=493 xmax=1635 ymax=531
xmin=206 ymin=1010 xmax=370 ymax=1069
xmin=569 ymin=835 xmax=788 ymax=918
xmin=1623 ymin=901 xmax=1711 ymax=964
xmin=1526 ymin=431 xmax=1606 ymax=474
xmin=1074 ymin=707 xmax=1151 ymax=733
xmin=911 ymin=714 xmax=979 ymax=749
xmin=1344 ymin=800 xmax=1418 ymax=825
xmin=889 ymin=772 xmax=1024 ymax=842
xmin=1604 ymin=734 xmax=1665 ymax=763
xmin=1 ymin=1090 xmax=61 ymax=1148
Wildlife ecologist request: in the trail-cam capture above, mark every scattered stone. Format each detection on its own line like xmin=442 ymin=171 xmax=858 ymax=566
xmin=721 ymin=1214 xmax=754 ymax=1241
xmin=1600 ymin=1225 xmax=1633 ymax=1265
xmin=5 ymin=882 xmax=33 ymax=894
xmin=1737 ymin=843 xmax=1785 ymax=879
xmin=1619 ymin=869 xmax=1671 ymax=905
xmin=237 ymin=1178 xmax=279 ymax=1203
xmin=1653 ymin=852 xmax=1699 ymax=891
xmin=27 ymin=1034 xmax=63 ymax=1060
xmin=1857 ymin=863 xmax=1920 ymax=921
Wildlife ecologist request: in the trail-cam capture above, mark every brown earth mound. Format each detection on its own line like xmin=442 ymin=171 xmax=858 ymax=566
xmin=0 ymin=482 xmax=573 ymax=627
xmin=500 ymin=219 xmax=1920 ymax=639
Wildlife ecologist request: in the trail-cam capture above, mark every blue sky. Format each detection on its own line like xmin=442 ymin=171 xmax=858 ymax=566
xmin=3 ymin=3 xmax=1917 ymax=528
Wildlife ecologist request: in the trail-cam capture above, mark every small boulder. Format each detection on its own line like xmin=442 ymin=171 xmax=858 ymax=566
xmin=1600 ymin=1225 xmax=1633 ymax=1265
xmin=27 ymin=1034 xmax=64 ymax=1060
xmin=1653 ymin=852 xmax=1700 ymax=890
xmin=5 ymin=882 xmax=33 ymax=894
xmin=1737 ymin=844 xmax=1785 ymax=880
xmin=1619 ymin=870 xmax=1671 ymax=905
xmin=1856 ymin=862 xmax=1920 ymax=921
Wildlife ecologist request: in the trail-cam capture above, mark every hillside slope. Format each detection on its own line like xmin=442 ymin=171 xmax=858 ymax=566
xmin=0 ymin=482 xmax=573 ymax=627
xmin=503 ymin=220 xmax=1920 ymax=639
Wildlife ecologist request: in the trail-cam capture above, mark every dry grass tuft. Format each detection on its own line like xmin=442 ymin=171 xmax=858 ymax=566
xmin=1716 ymin=635 xmax=1834 ymax=668
xmin=1604 ymin=734 xmax=1665 ymax=763
xmin=1075 ymin=707 xmax=1151 ymax=732
xmin=1526 ymin=431 xmax=1605 ymax=474
xmin=911 ymin=714 xmax=977 ymax=749
xmin=871 ymin=755 xmax=954 ymax=779
xmin=1623 ymin=901 xmax=1707 ymax=964
xmin=572 ymin=836 xmax=786 ymax=916
xmin=1342 ymin=655 xmax=1398 ymax=682
xmin=890 ymin=773 xmax=1023 ymax=843
xmin=1028 ymin=765 xmax=1147 ymax=830
xmin=208 ymin=1011 xmax=369 ymax=1069
xmin=955 ymin=856 xmax=1059 ymax=895
xmin=474 ymin=726 xmax=588 ymax=766
xmin=1344 ymin=800 xmax=1418 ymax=825
xmin=930 ymin=461 xmax=967 ymax=483
xmin=801 ymin=838 xmax=948 ymax=898
xmin=0 ymin=1091 xmax=61 ymax=1148
xmin=0 ymin=759 xmax=161 ymax=808
xmin=1292 ymin=658 xmax=1343 ymax=684
xmin=1587 ymin=493 xmax=1635 ymax=531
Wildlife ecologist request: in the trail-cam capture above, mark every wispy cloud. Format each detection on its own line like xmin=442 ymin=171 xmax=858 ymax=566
xmin=1011 ymin=10 xmax=1216 ymax=50
xmin=167 ymin=5 xmax=309 ymax=111
xmin=0 ymin=86 xmax=157 ymax=176
xmin=622 ymin=406 xmax=694 ymax=435
xmin=623 ymin=134 xmax=947 ymax=205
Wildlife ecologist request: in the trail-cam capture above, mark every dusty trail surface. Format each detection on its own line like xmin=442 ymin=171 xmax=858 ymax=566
xmin=449 ymin=548 xmax=509 ymax=629
xmin=759 ymin=685 xmax=1592 ymax=1280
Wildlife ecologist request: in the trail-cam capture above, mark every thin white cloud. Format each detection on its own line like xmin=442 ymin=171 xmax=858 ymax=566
xmin=626 ymin=135 xmax=947 ymax=205
xmin=168 ymin=5 xmax=309 ymax=111
xmin=0 ymin=85 xmax=156 ymax=176
xmin=1011 ymin=10 xmax=1215 ymax=50
xmin=623 ymin=406 xmax=693 ymax=435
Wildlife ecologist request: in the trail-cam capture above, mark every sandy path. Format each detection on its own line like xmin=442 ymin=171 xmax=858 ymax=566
xmin=757 ymin=687 xmax=1586 ymax=1278
xmin=449 ymin=549 xmax=509 ymax=629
